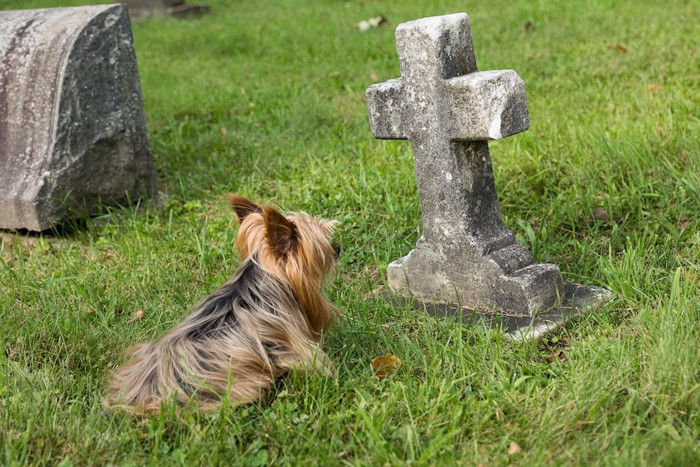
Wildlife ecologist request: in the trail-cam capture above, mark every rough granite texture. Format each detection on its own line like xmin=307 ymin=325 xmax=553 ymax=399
xmin=0 ymin=4 xmax=155 ymax=231
xmin=366 ymin=13 xmax=564 ymax=316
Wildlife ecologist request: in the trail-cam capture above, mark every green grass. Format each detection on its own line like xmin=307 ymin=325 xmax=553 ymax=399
xmin=1 ymin=0 xmax=698 ymax=464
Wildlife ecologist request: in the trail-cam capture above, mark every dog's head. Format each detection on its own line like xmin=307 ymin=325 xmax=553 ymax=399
xmin=229 ymin=193 xmax=340 ymax=289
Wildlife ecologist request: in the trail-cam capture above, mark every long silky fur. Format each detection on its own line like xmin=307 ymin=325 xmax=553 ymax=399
xmin=105 ymin=200 xmax=338 ymax=415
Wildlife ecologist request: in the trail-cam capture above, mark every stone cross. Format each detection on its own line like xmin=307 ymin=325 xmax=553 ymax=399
xmin=0 ymin=5 xmax=155 ymax=231
xmin=366 ymin=13 xmax=564 ymax=316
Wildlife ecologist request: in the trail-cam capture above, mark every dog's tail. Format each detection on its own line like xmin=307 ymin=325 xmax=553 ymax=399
xmin=104 ymin=341 xmax=178 ymax=414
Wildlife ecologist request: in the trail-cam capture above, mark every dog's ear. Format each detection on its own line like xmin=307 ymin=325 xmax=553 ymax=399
xmin=321 ymin=219 xmax=339 ymax=236
xmin=229 ymin=194 xmax=262 ymax=223
xmin=263 ymin=206 xmax=297 ymax=258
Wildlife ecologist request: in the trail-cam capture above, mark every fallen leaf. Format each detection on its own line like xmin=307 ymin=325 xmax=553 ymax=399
xmin=369 ymin=72 xmax=378 ymax=82
xmin=128 ymin=310 xmax=144 ymax=323
xmin=647 ymin=83 xmax=665 ymax=93
xmin=508 ymin=441 xmax=522 ymax=456
xmin=547 ymin=351 xmax=567 ymax=363
xmin=607 ymin=43 xmax=628 ymax=53
xmin=592 ymin=207 xmax=611 ymax=222
xmin=677 ymin=217 xmax=690 ymax=229
xmin=371 ymin=354 xmax=402 ymax=380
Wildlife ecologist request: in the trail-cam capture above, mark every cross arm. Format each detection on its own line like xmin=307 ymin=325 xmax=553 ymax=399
xmin=444 ymin=70 xmax=530 ymax=141
xmin=365 ymin=78 xmax=408 ymax=140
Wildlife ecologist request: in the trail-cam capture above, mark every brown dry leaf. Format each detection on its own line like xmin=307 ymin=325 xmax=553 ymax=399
xmin=592 ymin=207 xmax=611 ymax=222
xmin=648 ymin=83 xmax=665 ymax=93
xmin=369 ymin=72 xmax=378 ymax=82
xmin=508 ymin=441 xmax=522 ymax=456
xmin=128 ymin=310 xmax=143 ymax=323
xmin=547 ymin=351 xmax=567 ymax=363
xmin=607 ymin=43 xmax=628 ymax=53
xmin=371 ymin=354 xmax=402 ymax=380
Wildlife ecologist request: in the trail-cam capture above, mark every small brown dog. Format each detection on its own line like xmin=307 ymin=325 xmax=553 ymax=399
xmin=105 ymin=195 xmax=339 ymax=414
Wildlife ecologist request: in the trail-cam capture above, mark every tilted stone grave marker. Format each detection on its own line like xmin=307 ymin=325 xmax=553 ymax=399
xmin=366 ymin=13 xmax=611 ymax=337
xmin=0 ymin=4 xmax=156 ymax=231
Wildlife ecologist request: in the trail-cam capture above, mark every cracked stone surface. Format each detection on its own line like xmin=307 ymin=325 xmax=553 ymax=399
xmin=0 ymin=4 xmax=156 ymax=231
xmin=366 ymin=13 xmax=564 ymax=316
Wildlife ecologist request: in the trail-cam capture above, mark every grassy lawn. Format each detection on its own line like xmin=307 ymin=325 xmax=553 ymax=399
xmin=1 ymin=0 xmax=698 ymax=464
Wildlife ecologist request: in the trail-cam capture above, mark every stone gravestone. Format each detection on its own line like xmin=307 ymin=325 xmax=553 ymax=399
xmin=0 ymin=4 xmax=156 ymax=231
xmin=366 ymin=13 xmax=611 ymax=338
xmin=119 ymin=0 xmax=210 ymax=20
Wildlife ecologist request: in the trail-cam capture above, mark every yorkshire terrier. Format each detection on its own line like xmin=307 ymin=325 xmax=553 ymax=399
xmin=105 ymin=195 xmax=340 ymax=414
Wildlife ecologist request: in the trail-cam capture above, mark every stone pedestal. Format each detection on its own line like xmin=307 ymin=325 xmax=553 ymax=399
xmin=391 ymin=283 xmax=612 ymax=340
xmin=0 ymin=5 xmax=156 ymax=231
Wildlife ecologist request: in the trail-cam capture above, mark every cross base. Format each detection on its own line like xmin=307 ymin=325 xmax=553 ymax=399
xmin=388 ymin=283 xmax=613 ymax=340
xmin=388 ymin=243 xmax=565 ymax=317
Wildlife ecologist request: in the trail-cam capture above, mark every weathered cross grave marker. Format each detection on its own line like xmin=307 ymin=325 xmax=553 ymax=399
xmin=366 ymin=13 xmax=611 ymax=336
xmin=0 ymin=5 xmax=156 ymax=231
